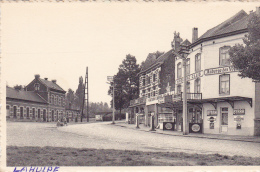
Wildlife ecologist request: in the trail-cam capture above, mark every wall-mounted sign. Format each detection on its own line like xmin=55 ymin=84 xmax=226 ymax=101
xmin=234 ymin=116 xmax=244 ymax=122
xmin=175 ymin=71 xmax=203 ymax=85
xmin=237 ymin=122 xmax=242 ymax=129
xmin=210 ymin=122 xmax=214 ymax=129
xmin=163 ymin=122 xmax=175 ymax=131
xmin=233 ymin=109 xmax=245 ymax=115
xmin=207 ymin=110 xmax=218 ymax=116
xmin=207 ymin=116 xmax=216 ymax=123
xmin=204 ymin=66 xmax=238 ymax=76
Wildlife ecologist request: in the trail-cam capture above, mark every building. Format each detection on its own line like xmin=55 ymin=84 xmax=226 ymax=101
xmin=129 ymin=8 xmax=260 ymax=136
xmin=6 ymin=74 xmax=81 ymax=122
xmin=173 ymin=9 xmax=260 ymax=136
xmin=129 ymin=34 xmax=190 ymax=129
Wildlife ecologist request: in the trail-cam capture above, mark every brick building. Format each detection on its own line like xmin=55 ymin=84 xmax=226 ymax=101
xmin=6 ymin=74 xmax=80 ymax=122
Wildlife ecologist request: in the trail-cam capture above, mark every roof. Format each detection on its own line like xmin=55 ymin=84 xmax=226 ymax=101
xmin=139 ymin=49 xmax=175 ymax=75
xmin=191 ymin=10 xmax=249 ymax=48
xmin=6 ymin=86 xmax=47 ymax=104
xmin=39 ymin=78 xmax=65 ymax=92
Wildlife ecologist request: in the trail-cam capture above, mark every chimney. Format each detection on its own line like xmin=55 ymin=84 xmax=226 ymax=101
xmin=52 ymin=79 xmax=57 ymax=84
xmin=172 ymin=32 xmax=181 ymax=52
xmin=44 ymin=78 xmax=48 ymax=80
xmin=14 ymin=85 xmax=22 ymax=91
xmin=192 ymin=27 xmax=198 ymax=43
xmin=35 ymin=74 xmax=40 ymax=79
xmin=256 ymin=7 xmax=260 ymax=16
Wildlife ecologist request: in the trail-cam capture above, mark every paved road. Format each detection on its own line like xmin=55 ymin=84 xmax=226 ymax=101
xmin=7 ymin=121 xmax=260 ymax=157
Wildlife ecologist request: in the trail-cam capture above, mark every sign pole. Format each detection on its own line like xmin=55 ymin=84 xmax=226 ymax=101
xmin=112 ymin=80 xmax=115 ymax=124
xmin=183 ymin=58 xmax=188 ymax=135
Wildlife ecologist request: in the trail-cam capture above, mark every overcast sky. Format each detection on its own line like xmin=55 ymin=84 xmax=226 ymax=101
xmin=2 ymin=2 xmax=259 ymax=104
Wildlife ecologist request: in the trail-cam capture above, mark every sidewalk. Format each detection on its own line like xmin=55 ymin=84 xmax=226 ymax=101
xmin=114 ymin=121 xmax=260 ymax=143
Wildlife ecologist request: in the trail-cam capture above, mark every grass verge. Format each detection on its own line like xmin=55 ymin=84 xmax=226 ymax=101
xmin=7 ymin=146 xmax=260 ymax=166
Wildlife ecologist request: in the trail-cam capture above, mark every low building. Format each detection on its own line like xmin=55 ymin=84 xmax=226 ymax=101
xmin=6 ymin=74 xmax=70 ymax=122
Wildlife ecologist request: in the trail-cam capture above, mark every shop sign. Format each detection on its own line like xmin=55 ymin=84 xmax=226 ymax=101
xmin=210 ymin=122 xmax=214 ymax=129
xmin=175 ymin=71 xmax=203 ymax=84
xmin=207 ymin=116 xmax=216 ymax=123
xmin=192 ymin=124 xmax=200 ymax=132
xmin=163 ymin=122 xmax=175 ymax=131
xmin=237 ymin=122 xmax=242 ymax=129
xmin=204 ymin=66 xmax=238 ymax=76
xmin=233 ymin=109 xmax=245 ymax=115
xmin=207 ymin=110 xmax=218 ymax=116
xmin=234 ymin=116 xmax=244 ymax=122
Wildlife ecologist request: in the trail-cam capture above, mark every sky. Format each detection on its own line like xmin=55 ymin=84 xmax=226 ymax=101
xmin=1 ymin=2 xmax=259 ymax=104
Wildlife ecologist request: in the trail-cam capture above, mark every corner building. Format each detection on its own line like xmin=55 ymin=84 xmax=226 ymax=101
xmin=175 ymin=9 xmax=260 ymax=136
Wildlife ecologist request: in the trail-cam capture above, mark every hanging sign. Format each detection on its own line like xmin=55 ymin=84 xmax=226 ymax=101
xmin=233 ymin=109 xmax=245 ymax=115
xmin=207 ymin=110 xmax=218 ymax=116
xmin=107 ymin=76 xmax=114 ymax=82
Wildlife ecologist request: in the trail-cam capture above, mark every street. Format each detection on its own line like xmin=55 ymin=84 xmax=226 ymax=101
xmin=7 ymin=121 xmax=260 ymax=158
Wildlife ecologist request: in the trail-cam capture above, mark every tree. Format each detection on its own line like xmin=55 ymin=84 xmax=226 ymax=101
xmin=65 ymin=89 xmax=75 ymax=109
xmin=229 ymin=13 xmax=260 ymax=81
xmin=108 ymin=54 xmax=141 ymax=115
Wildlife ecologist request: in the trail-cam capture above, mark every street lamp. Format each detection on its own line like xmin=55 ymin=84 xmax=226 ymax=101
xmin=107 ymin=76 xmax=115 ymax=124
xmin=172 ymin=45 xmax=190 ymax=135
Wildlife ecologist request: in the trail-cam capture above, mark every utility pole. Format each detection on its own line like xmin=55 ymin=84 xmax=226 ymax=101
xmin=112 ymin=80 xmax=115 ymax=124
xmin=82 ymin=67 xmax=89 ymax=122
xmin=182 ymin=58 xmax=188 ymax=135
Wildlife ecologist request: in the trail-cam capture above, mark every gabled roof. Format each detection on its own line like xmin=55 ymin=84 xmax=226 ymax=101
xmin=39 ymin=78 xmax=65 ymax=92
xmin=139 ymin=49 xmax=175 ymax=75
xmin=190 ymin=10 xmax=249 ymax=48
xmin=6 ymin=86 xmax=47 ymax=104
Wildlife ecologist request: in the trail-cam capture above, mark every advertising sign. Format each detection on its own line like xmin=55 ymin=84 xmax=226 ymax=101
xmin=163 ymin=122 xmax=175 ymax=131
xmin=207 ymin=110 xmax=218 ymax=116
xmin=237 ymin=122 xmax=242 ymax=129
xmin=189 ymin=123 xmax=203 ymax=133
xmin=204 ymin=66 xmax=238 ymax=75
xmin=207 ymin=116 xmax=216 ymax=123
xmin=175 ymin=71 xmax=203 ymax=84
xmin=107 ymin=76 xmax=114 ymax=82
xmin=233 ymin=109 xmax=245 ymax=115
xmin=210 ymin=122 xmax=214 ymax=129
xmin=234 ymin=116 xmax=244 ymax=122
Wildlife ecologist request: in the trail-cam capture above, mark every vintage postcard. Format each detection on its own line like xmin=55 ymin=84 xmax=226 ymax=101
xmin=1 ymin=1 xmax=260 ymax=172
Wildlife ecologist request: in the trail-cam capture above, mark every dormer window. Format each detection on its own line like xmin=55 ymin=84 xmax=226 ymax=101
xmin=219 ymin=46 xmax=231 ymax=66
xmin=34 ymin=83 xmax=40 ymax=91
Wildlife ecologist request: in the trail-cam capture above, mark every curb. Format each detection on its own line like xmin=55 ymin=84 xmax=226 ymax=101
xmin=114 ymin=124 xmax=260 ymax=143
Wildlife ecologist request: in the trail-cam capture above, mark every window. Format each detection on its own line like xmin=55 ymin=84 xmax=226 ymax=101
xmin=194 ymin=78 xmax=201 ymax=93
xmin=195 ymin=53 xmax=201 ymax=72
xmin=58 ymin=97 xmax=61 ymax=106
xmin=26 ymin=107 xmax=30 ymax=118
xmin=34 ymin=83 xmax=40 ymax=91
xmin=220 ymin=46 xmax=231 ymax=66
xmin=186 ymin=82 xmax=190 ymax=93
xmin=219 ymin=74 xmax=230 ymax=95
xmin=13 ymin=106 xmax=17 ymax=118
xmin=142 ymin=78 xmax=145 ymax=86
xmin=186 ymin=58 xmax=190 ymax=75
xmin=153 ymin=86 xmax=156 ymax=97
xmin=148 ymin=88 xmax=151 ymax=98
xmin=177 ymin=62 xmax=182 ymax=78
xmin=147 ymin=76 xmax=151 ymax=85
xmin=54 ymin=96 xmax=57 ymax=105
xmin=20 ymin=107 xmax=24 ymax=118
xmin=32 ymin=108 xmax=35 ymax=119
xmin=153 ymin=73 xmax=156 ymax=82
xmin=51 ymin=95 xmax=54 ymax=104
xmin=177 ymin=85 xmax=182 ymax=95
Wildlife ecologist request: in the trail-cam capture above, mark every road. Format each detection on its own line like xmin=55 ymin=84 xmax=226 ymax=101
xmin=7 ymin=121 xmax=260 ymax=157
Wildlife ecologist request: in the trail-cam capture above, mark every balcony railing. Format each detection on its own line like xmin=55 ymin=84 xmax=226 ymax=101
xmin=172 ymin=92 xmax=202 ymax=102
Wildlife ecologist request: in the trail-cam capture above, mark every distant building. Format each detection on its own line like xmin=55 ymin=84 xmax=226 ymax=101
xmin=6 ymin=74 xmax=80 ymax=122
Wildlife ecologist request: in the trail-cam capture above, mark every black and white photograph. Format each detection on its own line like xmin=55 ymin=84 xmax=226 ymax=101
xmin=1 ymin=1 xmax=260 ymax=171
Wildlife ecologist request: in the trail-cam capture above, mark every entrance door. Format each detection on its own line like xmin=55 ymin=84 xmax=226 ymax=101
xmin=52 ymin=110 xmax=55 ymax=121
xmin=13 ymin=106 xmax=17 ymax=118
xmin=220 ymin=107 xmax=228 ymax=133
xmin=20 ymin=107 xmax=24 ymax=119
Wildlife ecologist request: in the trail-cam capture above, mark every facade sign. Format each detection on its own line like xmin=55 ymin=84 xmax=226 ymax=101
xmin=207 ymin=110 xmax=218 ymax=116
xmin=175 ymin=71 xmax=203 ymax=85
xmin=107 ymin=76 xmax=114 ymax=82
xmin=233 ymin=109 xmax=245 ymax=115
xmin=237 ymin=123 xmax=242 ymax=129
xmin=189 ymin=123 xmax=202 ymax=133
xmin=204 ymin=66 xmax=238 ymax=76
xmin=207 ymin=116 xmax=216 ymax=123
xmin=210 ymin=122 xmax=214 ymax=129
xmin=234 ymin=116 xmax=244 ymax=122
xmin=163 ymin=122 xmax=175 ymax=131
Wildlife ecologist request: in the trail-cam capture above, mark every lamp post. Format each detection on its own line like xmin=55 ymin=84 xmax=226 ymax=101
xmin=172 ymin=45 xmax=189 ymax=135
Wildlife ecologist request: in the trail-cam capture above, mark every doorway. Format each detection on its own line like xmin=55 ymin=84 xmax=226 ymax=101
xmin=220 ymin=107 xmax=228 ymax=133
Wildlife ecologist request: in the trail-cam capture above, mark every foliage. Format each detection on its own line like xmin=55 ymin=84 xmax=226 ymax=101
xmin=108 ymin=54 xmax=141 ymax=113
xmin=229 ymin=13 xmax=260 ymax=81
xmin=75 ymin=76 xmax=85 ymax=111
xmin=87 ymin=102 xmax=112 ymax=117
